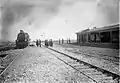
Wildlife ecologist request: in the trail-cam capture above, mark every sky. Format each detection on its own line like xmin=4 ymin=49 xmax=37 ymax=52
xmin=0 ymin=0 xmax=119 ymax=41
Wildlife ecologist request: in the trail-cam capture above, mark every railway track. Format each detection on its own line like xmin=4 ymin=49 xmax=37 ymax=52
xmin=46 ymin=46 xmax=120 ymax=83
xmin=57 ymin=44 xmax=119 ymax=65
xmin=65 ymin=49 xmax=119 ymax=65
xmin=0 ymin=48 xmax=20 ymax=82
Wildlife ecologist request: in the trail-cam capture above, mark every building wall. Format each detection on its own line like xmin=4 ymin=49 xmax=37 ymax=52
xmin=76 ymin=25 xmax=119 ymax=49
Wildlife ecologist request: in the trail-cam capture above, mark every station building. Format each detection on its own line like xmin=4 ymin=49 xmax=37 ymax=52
xmin=76 ymin=24 xmax=119 ymax=49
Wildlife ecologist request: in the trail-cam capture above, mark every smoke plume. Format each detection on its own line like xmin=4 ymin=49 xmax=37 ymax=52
xmin=0 ymin=1 xmax=33 ymax=41
xmin=0 ymin=0 xmax=61 ymax=41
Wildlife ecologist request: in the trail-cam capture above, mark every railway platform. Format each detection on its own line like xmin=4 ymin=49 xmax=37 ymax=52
xmin=48 ymin=43 xmax=119 ymax=76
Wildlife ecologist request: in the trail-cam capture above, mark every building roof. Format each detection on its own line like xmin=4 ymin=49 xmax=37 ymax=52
xmin=76 ymin=29 xmax=90 ymax=34
xmin=76 ymin=24 xmax=119 ymax=34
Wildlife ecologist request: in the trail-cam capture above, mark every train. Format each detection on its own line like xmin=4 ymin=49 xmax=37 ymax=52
xmin=15 ymin=30 xmax=30 ymax=49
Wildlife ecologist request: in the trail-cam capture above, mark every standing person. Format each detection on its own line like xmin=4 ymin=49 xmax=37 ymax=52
xmin=39 ymin=39 xmax=41 ymax=47
xmin=36 ymin=39 xmax=39 ymax=47
xmin=69 ymin=38 xmax=71 ymax=44
xmin=59 ymin=39 xmax=61 ymax=45
xmin=62 ymin=38 xmax=64 ymax=44
xmin=49 ymin=39 xmax=53 ymax=47
xmin=67 ymin=38 xmax=68 ymax=44
xmin=45 ymin=40 xmax=49 ymax=47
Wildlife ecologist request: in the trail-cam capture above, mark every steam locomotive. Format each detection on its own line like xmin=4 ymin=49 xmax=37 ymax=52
xmin=15 ymin=30 xmax=30 ymax=49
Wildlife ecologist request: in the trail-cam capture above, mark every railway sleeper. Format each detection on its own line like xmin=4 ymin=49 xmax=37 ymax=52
xmin=66 ymin=60 xmax=78 ymax=65
xmin=48 ymin=47 xmax=120 ymax=83
xmin=86 ymin=72 xmax=104 ymax=75
xmin=98 ymin=79 xmax=117 ymax=83
xmin=0 ymin=65 xmax=5 ymax=69
xmin=72 ymin=64 xmax=88 ymax=67
xmin=0 ymin=54 xmax=8 ymax=58
xmin=91 ymin=75 xmax=112 ymax=79
xmin=68 ymin=61 xmax=84 ymax=65
xmin=79 ymin=69 xmax=99 ymax=74
xmin=95 ymin=77 xmax=118 ymax=83
xmin=78 ymin=68 xmax=96 ymax=71
xmin=0 ymin=69 xmax=3 ymax=73
xmin=56 ymin=53 xmax=119 ymax=81
xmin=60 ymin=57 xmax=73 ymax=61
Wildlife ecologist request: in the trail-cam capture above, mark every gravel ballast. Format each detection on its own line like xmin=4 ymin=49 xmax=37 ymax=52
xmin=48 ymin=44 xmax=119 ymax=75
xmin=2 ymin=47 xmax=95 ymax=83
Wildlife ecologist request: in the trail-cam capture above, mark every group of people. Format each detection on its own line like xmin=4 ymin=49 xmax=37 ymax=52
xmin=67 ymin=38 xmax=71 ymax=44
xmin=36 ymin=39 xmax=53 ymax=47
xmin=59 ymin=38 xmax=64 ymax=45
xmin=45 ymin=39 xmax=53 ymax=47
xmin=59 ymin=38 xmax=71 ymax=45
xmin=36 ymin=39 xmax=41 ymax=47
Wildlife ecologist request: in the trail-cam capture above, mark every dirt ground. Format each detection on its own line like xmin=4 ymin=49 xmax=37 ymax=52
xmin=2 ymin=46 xmax=94 ymax=83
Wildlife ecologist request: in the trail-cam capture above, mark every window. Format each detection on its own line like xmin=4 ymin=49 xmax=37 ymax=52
xmin=100 ymin=32 xmax=110 ymax=43
xmin=112 ymin=30 xmax=119 ymax=43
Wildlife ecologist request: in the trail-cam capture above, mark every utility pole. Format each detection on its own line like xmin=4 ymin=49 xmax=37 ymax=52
xmin=43 ymin=33 xmax=45 ymax=40
xmin=41 ymin=32 xmax=46 ymax=41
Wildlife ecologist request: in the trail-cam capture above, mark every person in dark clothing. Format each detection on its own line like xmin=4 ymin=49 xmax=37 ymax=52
xmin=67 ymin=39 xmax=68 ymax=44
xmin=49 ymin=39 xmax=53 ymax=47
xmin=69 ymin=38 xmax=71 ymax=43
xmin=62 ymin=38 xmax=64 ymax=44
xmin=45 ymin=40 xmax=49 ymax=47
xmin=36 ymin=39 xmax=39 ymax=47
xmin=59 ymin=39 xmax=61 ymax=45
xmin=39 ymin=39 xmax=41 ymax=47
